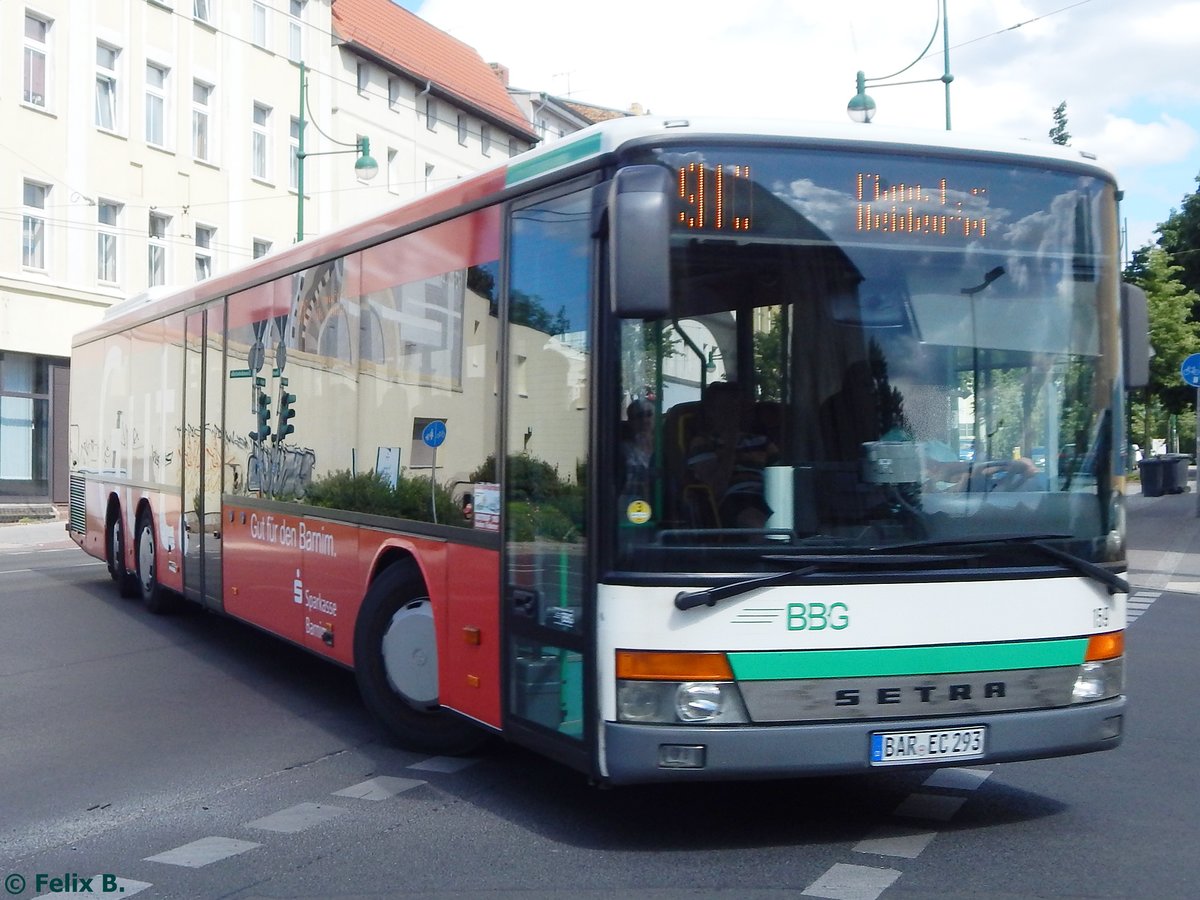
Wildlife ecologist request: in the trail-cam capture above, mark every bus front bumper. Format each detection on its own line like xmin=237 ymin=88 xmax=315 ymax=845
xmin=600 ymin=697 xmax=1124 ymax=785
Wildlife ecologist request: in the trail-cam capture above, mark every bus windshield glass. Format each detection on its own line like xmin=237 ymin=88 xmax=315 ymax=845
xmin=612 ymin=143 xmax=1122 ymax=573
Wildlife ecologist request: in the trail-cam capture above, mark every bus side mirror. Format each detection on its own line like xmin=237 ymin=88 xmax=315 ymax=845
xmin=610 ymin=165 xmax=672 ymax=319
xmin=1121 ymin=282 xmax=1150 ymax=389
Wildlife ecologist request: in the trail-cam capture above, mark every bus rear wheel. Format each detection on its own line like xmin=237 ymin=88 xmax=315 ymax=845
xmin=354 ymin=562 xmax=487 ymax=755
xmin=135 ymin=510 xmax=175 ymax=614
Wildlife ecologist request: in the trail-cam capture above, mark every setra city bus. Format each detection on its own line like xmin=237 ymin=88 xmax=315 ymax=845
xmin=68 ymin=117 xmax=1149 ymax=784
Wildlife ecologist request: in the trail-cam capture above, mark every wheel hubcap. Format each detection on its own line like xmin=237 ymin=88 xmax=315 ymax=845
xmin=139 ymin=527 xmax=155 ymax=592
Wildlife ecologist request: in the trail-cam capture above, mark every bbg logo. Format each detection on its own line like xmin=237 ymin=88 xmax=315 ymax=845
xmin=786 ymin=602 xmax=849 ymax=631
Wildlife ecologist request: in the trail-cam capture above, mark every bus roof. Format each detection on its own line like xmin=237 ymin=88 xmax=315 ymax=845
xmin=76 ymin=116 xmax=1117 ymax=346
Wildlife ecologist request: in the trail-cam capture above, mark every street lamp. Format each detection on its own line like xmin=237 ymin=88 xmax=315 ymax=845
xmin=847 ymin=0 xmax=953 ymax=130
xmin=295 ymin=61 xmax=378 ymax=243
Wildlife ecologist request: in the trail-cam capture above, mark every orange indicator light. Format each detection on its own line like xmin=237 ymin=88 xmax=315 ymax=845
xmin=616 ymin=650 xmax=734 ymax=681
xmin=1086 ymin=631 xmax=1124 ymax=661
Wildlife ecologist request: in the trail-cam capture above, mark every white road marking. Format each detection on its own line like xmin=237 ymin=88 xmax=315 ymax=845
xmin=1165 ymin=581 xmax=1200 ymax=594
xmin=146 ymin=836 xmax=261 ymax=867
xmin=853 ymin=825 xmax=937 ymax=859
xmin=244 ymin=801 xmax=347 ymax=833
xmin=334 ymin=775 xmax=426 ymax=800
xmin=892 ymin=793 xmax=966 ymax=822
xmin=408 ymin=755 xmax=480 ymax=773
xmin=802 ymin=863 xmax=901 ymax=900
xmin=1127 ymin=589 xmax=1161 ymax=622
xmin=922 ymin=767 xmax=993 ymax=791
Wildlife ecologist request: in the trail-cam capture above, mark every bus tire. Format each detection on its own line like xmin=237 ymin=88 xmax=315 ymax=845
xmin=354 ymin=562 xmax=487 ymax=756
xmin=134 ymin=510 xmax=175 ymax=614
xmin=106 ymin=507 xmax=137 ymax=599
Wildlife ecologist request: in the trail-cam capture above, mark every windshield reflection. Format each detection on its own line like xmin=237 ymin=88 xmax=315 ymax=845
xmin=613 ymin=144 xmax=1121 ymax=573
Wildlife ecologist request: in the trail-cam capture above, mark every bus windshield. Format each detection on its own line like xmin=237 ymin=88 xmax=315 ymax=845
xmin=612 ymin=143 xmax=1122 ymax=573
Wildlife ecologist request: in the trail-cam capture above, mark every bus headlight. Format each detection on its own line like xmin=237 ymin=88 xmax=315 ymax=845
xmin=676 ymin=682 xmax=724 ymax=721
xmin=1072 ymin=657 xmax=1124 ymax=703
xmin=615 ymin=650 xmax=749 ymax=724
xmin=1072 ymin=632 xmax=1124 ymax=703
xmin=616 ymin=680 xmax=749 ymax=724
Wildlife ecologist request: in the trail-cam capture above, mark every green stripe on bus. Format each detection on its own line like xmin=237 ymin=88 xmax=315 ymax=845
xmin=729 ymin=639 xmax=1089 ymax=681
xmin=506 ymin=133 xmax=604 ymax=186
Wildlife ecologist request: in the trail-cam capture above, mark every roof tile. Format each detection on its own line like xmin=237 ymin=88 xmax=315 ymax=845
xmin=332 ymin=0 xmax=536 ymax=139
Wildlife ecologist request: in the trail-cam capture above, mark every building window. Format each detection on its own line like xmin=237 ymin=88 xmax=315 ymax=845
xmin=388 ymin=78 xmax=401 ymax=110
xmin=457 ymin=114 xmax=468 ymax=146
xmin=480 ymin=124 xmax=491 ymax=156
xmin=290 ymin=116 xmax=302 ymax=191
xmin=0 ymin=352 xmax=52 ymax=492
xmin=195 ymin=225 xmax=214 ymax=281
xmin=24 ymin=14 xmax=50 ymax=108
xmin=357 ymin=62 xmax=369 ymax=94
xmin=508 ymin=138 xmax=520 ymax=157
xmin=95 ymin=43 xmax=120 ymax=131
xmin=148 ymin=212 xmax=170 ymax=286
xmin=145 ymin=63 xmax=169 ymax=147
xmin=194 ymin=0 xmax=211 ymax=23
xmin=97 ymin=200 xmax=121 ymax=284
xmin=424 ymin=162 xmax=434 ymax=191
xmin=22 ymin=181 xmax=48 ymax=269
xmin=252 ymin=102 xmax=270 ymax=181
xmin=387 ymin=148 xmax=399 ymax=194
xmin=287 ymin=0 xmax=304 ymax=62
xmin=252 ymin=239 xmax=271 ymax=258
xmin=192 ymin=80 xmax=212 ymax=161
xmin=251 ymin=2 xmax=267 ymax=48
xmin=425 ymin=96 xmax=437 ymax=131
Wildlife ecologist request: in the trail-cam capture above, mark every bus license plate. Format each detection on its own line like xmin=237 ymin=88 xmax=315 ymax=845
xmin=870 ymin=726 xmax=986 ymax=766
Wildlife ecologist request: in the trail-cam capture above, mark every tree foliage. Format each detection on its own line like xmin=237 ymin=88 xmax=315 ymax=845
xmin=1146 ymin=172 xmax=1200 ymax=309
xmin=1049 ymin=101 xmax=1071 ymax=146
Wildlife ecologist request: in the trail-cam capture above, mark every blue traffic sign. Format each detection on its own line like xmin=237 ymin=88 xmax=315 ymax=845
xmin=1182 ymin=353 xmax=1200 ymax=388
xmin=421 ymin=420 xmax=447 ymax=448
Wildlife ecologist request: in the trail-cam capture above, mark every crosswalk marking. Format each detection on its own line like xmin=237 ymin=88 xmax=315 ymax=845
xmin=146 ymin=837 xmax=260 ymax=867
xmin=1128 ymin=589 xmax=1161 ymax=623
xmin=244 ymin=802 xmax=347 ymax=833
xmin=334 ymin=775 xmax=426 ymax=800
xmin=803 ymin=863 xmax=901 ymax=900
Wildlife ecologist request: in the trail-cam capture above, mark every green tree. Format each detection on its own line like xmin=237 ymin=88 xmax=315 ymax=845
xmin=1131 ymin=248 xmax=1200 ymax=448
xmin=1049 ymin=101 xmax=1071 ymax=146
xmin=1149 ymin=172 xmax=1200 ymax=308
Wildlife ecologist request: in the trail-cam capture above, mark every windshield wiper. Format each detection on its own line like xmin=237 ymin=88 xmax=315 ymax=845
xmin=676 ymin=533 xmax=1128 ymax=611
xmin=675 ymin=565 xmax=821 ymax=611
xmin=849 ymin=532 xmax=1128 ymax=595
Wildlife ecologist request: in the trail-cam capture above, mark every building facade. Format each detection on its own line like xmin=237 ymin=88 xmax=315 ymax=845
xmin=0 ymin=0 xmax=535 ymax=504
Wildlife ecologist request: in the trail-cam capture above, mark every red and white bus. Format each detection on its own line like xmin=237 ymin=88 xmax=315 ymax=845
xmin=68 ymin=118 xmax=1147 ymax=783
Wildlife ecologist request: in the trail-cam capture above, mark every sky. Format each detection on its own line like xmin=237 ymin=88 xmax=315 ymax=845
xmin=394 ymin=0 xmax=1200 ymax=261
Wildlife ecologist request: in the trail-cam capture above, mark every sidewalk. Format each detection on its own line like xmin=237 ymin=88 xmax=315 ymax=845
xmin=1125 ymin=483 xmax=1200 ymax=593
xmin=0 ymin=511 xmax=74 ymax=550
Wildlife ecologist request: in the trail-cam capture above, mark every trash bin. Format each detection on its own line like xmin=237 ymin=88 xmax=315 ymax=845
xmin=1162 ymin=454 xmax=1191 ymax=494
xmin=1139 ymin=457 xmax=1166 ymax=497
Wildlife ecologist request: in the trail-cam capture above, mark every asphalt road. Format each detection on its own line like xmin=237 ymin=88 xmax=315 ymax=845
xmin=0 ymin=497 xmax=1197 ymax=899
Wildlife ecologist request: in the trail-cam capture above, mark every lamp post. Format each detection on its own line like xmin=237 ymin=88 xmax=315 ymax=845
xmin=295 ymin=61 xmax=379 ymax=244
xmin=847 ymin=0 xmax=952 ymax=130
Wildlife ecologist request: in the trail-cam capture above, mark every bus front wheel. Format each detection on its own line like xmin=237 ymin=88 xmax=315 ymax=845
xmin=354 ymin=562 xmax=487 ymax=755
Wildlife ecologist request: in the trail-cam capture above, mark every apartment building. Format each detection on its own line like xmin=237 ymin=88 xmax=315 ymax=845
xmin=0 ymin=0 xmax=536 ymax=505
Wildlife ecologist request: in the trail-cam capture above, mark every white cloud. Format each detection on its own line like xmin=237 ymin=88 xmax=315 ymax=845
xmin=1087 ymin=115 xmax=1199 ymax=170
xmin=411 ymin=0 xmax=1200 ymax=247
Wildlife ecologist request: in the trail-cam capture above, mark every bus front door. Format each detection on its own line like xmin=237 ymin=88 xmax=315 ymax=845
xmin=501 ymin=183 xmax=597 ymax=768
